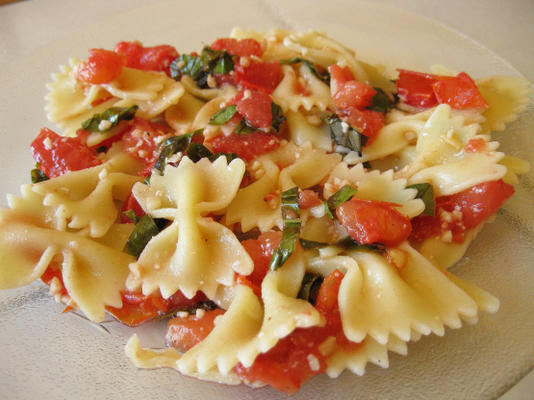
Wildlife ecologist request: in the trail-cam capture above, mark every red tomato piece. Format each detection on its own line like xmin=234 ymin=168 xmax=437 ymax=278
xmin=207 ymin=132 xmax=280 ymax=161
xmin=433 ymin=72 xmax=488 ymax=109
xmin=234 ymin=60 xmax=282 ymax=93
xmin=211 ymin=38 xmax=263 ymax=57
xmin=235 ymin=90 xmax=273 ymax=129
xmin=333 ymin=80 xmax=377 ymax=109
xmin=337 ymin=198 xmax=412 ymax=247
xmin=344 ymin=108 xmax=385 ymax=142
xmin=240 ymin=231 xmax=282 ymax=287
xmin=114 ymin=41 xmax=178 ymax=74
xmin=464 ymin=137 xmax=487 ymax=153
xmin=76 ymin=49 xmax=124 ymax=84
xmin=165 ymin=308 xmax=225 ymax=352
xmin=30 ymin=128 xmax=102 ymax=178
xmin=410 ymin=179 xmax=514 ymax=243
xmin=328 ymin=64 xmax=355 ymax=94
xmin=298 ymin=190 xmax=322 ymax=209
xmin=41 ymin=267 xmax=68 ymax=297
xmin=396 ymin=69 xmax=440 ymax=108
xmin=119 ymin=192 xmax=146 ymax=223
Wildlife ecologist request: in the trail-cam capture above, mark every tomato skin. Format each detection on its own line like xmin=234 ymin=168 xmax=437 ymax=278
xmin=433 ymin=72 xmax=488 ymax=109
xmin=329 ymin=64 xmax=355 ymax=94
xmin=396 ymin=69 xmax=440 ymax=108
xmin=234 ymin=90 xmax=273 ymax=129
xmin=31 ymin=128 xmax=102 ymax=178
xmin=207 ymin=132 xmax=280 ymax=161
xmin=344 ymin=108 xmax=385 ymax=142
xmin=77 ymin=49 xmax=124 ymax=84
xmin=337 ymin=198 xmax=412 ymax=247
xmin=234 ymin=60 xmax=282 ymax=93
xmin=119 ymin=192 xmax=146 ymax=223
xmin=333 ymin=80 xmax=377 ymax=109
xmin=410 ymin=180 xmax=514 ymax=243
xmin=165 ymin=308 xmax=225 ymax=352
xmin=240 ymin=231 xmax=282 ymax=287
xmin=298 ymin=190 xmax=322 ymax=209
xmin=114 ymin=41 xmax=178 ymax=74
xmin=211 ymin=38 xmax=262 ymax=57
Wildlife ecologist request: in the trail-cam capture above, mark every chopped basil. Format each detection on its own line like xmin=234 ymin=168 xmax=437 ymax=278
xmin=209 ymin=105 xmax=237 ymax=125
xmin=170 ymin=47 xmax=234 ymax=88
xmin=367 ymin=88 xmax=395 ymax=113
xmin=81 ymin=105 xmax=139 ymax=132
xmin=299 ymin=239 xmax=328 ymax=249
xmin=280 ymin=57 xmax=330 ymax=85
xmin=123 ymin=215 xmax=160 ymax=258
xmin=326 ymin=115 xmax=367 ymax=156
xmin=271 ymin=102 xmax=286 ymax=132
xmin=407 ymin=183 xmax=435 ymax=216
xmin=30 ymin=168 xmax=49 ymax=184
xmin=298 ymin=273 xmax=324 ymax=304
xmin=269 ymin=187 xmax=301 ymax=271
xmin=234 ymin=118 xmax=256 ymax=134
xmin=155 ymin=301 xmax=219 ymax=321
xmin=335 ymin=236 xmax=385 ymax=252
xmin=186 ymin=142 xmax=215 ymax=162
xmin=325 ymin=185 xmax=356 ymax=219
xmin=154 ymin=129 xmax=203 ymax=173
xmin=123 ymin=210 xmax=140 ymax=224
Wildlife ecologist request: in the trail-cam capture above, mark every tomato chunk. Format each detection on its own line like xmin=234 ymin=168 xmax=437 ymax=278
xmin=240 ymin=231 xmax=282 ymax=287
xmin=329 ymin=64 xmax=355 ymax=94
xmin=433 ymin=72 xmax=488 ymax=109
xmin=410 ymin=180 xmax=514 ymax=243
xmin=344 ymin=108 xmax=385 ymax=142
xmin=207 ymin=132 xmax=279 ymax=161
xmin=234 ymin=90 xmax=273 ymax=129
xmin=119 ymin=192 xmax=146 ymax=223
xmin=396 ymin=69 xmax=440 ymax=108
xmin=211 ymin=38 xmax=262 ymax=57
xmin=298 ymin=190 xmax=322 ymax=209
xmin=114 ymin=41 xmax=178 ymax=74
xmin=30 ymin=128 xmax=102 ymax=178
xmin=76 ymin=49 xmax=124 ymax=84
xmin=235 ymin=60 xmax=282 ymax=93
xmin=464 ymin=137 xmax=487 ymax=153
xmin=337 ymin=198 xmax=412 ymax=247
xmin=165 ymin=308 xmax=225 ymax=352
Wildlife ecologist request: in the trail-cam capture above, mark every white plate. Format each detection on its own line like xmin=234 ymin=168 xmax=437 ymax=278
xmin=1 ymin=1 xmax=533 ymax=399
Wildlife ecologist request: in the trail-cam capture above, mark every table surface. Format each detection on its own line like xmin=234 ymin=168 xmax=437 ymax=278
xmin=1 ymin=1 xmax=533 ymax=399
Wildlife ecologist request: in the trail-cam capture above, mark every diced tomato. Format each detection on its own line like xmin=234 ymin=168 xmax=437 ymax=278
xmin=107 ymin=290 xmax=207 ymax=327
xmin=165 ymin=308 xmax=225 ymax=352
xmin=235 ymin=275 xmax=262 ymax=298
xmin=211 ymin=38 xmax=262 ymax=58
xmin=30 ymin=128 xmax=102 ymax=178
xmin=464 ymin=137 xmax=487 ymax=153
xmin=121 ymin=118 xmax=171 ymax=175
xmin=213 ymin=72 xmax=235 ymax=86
xmin=337 ymin=198 xmax=412 ymax=247
xmin=298 ymin=190 xmax=322 ymax=209
xmin=41 ymin=266 xmax=68 ymax=297
xmin=76 ymin=49 xmax=124 ymax=84
xmin=114 ymin=41 xmax=178 ymax=75
xmin=329 ymin=64 xmax=355 ymax=94
xmin=344 ymin=108 xmax=385 ymax=142
xmin=240 ymin=231 xmax=282 ymax=287
xmin=396 ymin=69 xmax=440 ymax=108
xmin=234 ymin=60 xmax=282 ymax=93
xmin=333 ymin=80 xmax=377 ymax=109
xmin=207 ymin=132 xmax=280 ymax=161
xmin=234 ymin=90 xmax=273 ymax=129
xmin=410 ymin=180 xmax=514 ymax=243
xmin=119 ymin=192 xmax=146 ymax=223
xmin=433 ymin=72 xmax=488 ymax=109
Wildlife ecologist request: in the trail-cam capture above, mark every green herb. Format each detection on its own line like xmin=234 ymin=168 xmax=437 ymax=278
xmin=325 ymin=185 xmax=356 ymax=219
xmin=367 ymin=88 xmax=395 ymax=113
xmin=326 ymin=115 xmax=367 ymax=156
xmin=280 ymin=57 xmax=330 ymax=85
xmin=299 ymin=237 xmax=384 ymax=252
xmin=30 ymin=168 xmax=49 ymax=184
xmin=81 ymin=105 xmax=138 ymax=132
xmin=271 ymin=103 xmax=286 ymax=132
xmin=209 ymin=105 xmax=237 ymax=125
xmin=154 ymin=129 xmax=203 ymax=172
xmin=170 ymin=47 xmax=234 ymax=88
xmin=123 ymin=210 xmax=140 ymax=224
xmin=186 ymin=142 xmax=215 ymax=162
xmin=407 ymin=183 xmax=435 ymax=216
xmin=298 ymin=273 xmax=324 ymax=304
xmin=123 ymin=215 xmax=160 ymax=257
xmin=299 ymin=239 xmax=328 ymax=249
xmin=269 ymin=187 xmax=301 ymax=271
xmin=234 ymin=118 xmax=256 ymax=134
xmin=154 ymin=301 xmax=219 ymax=321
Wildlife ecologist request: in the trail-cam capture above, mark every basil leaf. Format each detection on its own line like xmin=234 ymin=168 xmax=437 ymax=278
xmin=81 ymin=105 xmax=138 ymax=132
xmin=154 ymin=129 xmax=203 ymax=172
xmin=186 ymin=142 xmax=214 ymax=162
xmin=271 ymin=102 xmax=286 ymax=132
xmin=31 ymin=168 xmax=49 ymax=184
xmin=335 ymin=236 xmax=385 ymax=252
xmin=209 ymin=105 xmax=237 ymax=125
xmin=234 ymin=118 xmax=256 ymax=134
xmin=170 ymin=47 xmax=234 ymax=88
xmin=123 ymin=215 xmax=160 ymax=257
xmin=123 ymin=210 xmax=140 ymax=224
xmin=326 ymin=115 xmax=367 ymax=156
xmin=298 ymin=273 xmax=324 ymax=304
xmin=280 ymin=57 xmax=330 ymax=85
xmin=213 ymin=52 xmax=234 ymax=74
xmin=299 ymin=239 xmax=328 ymax=249
xmin=407 ymin=183 xmax=435 ymax=216
xmin=325 ymin=185 xmax=356 ymax=218
xmin=269 ymin=187 xmax=301 ymax=271
xmin=367 ymin=87 xmax=395 ymax=113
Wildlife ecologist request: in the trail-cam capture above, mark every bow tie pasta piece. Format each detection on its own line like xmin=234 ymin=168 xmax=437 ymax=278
xmin=286 ymin=110 xmax=333 ymax=151
xmin=0 ymin=217 xmax=133 ymax=322
xmin=127 ymin=156 xmax=253 ymax=299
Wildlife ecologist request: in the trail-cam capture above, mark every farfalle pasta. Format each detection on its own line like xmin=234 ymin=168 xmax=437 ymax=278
xmin=0 ymin=29 xmax=531 ymax=394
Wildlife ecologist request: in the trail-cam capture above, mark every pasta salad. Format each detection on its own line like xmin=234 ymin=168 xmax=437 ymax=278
xmin=0 ymin=28 xmax=531 ymax=394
